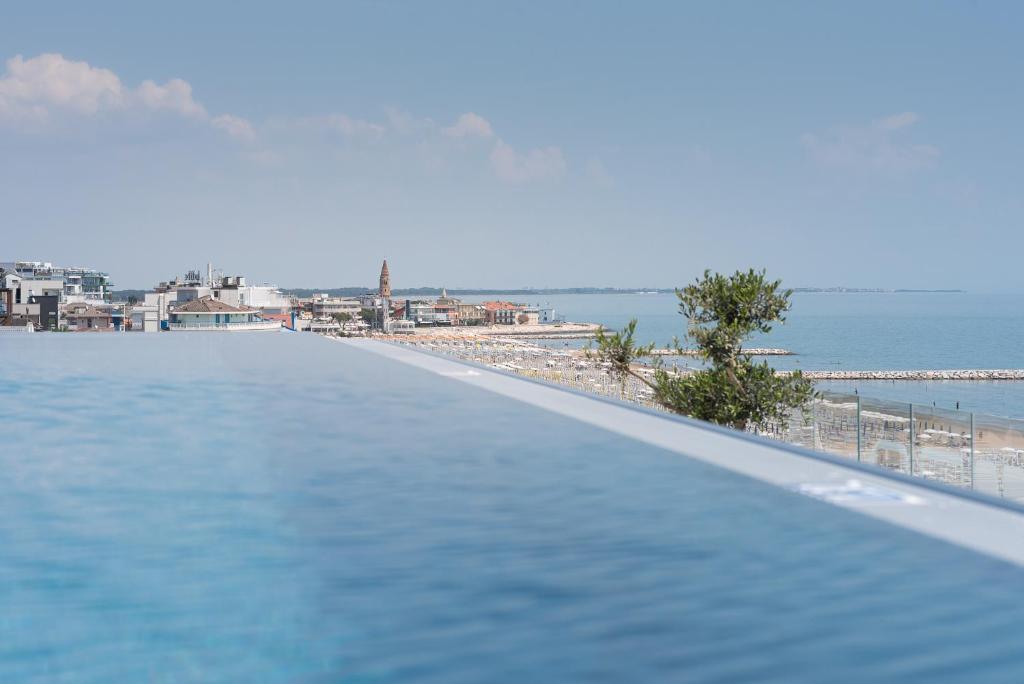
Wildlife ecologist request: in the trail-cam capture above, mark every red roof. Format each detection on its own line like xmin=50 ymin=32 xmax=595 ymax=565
xmin=482 ymin=301 xmax=525 ymax=311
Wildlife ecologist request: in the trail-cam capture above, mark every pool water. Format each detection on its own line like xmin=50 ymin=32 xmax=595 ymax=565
xmin=3 ymin=333 xmax=1024 ymax=682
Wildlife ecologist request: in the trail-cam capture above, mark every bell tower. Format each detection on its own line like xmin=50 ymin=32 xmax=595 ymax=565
xmin=378 ymin=259 xmax=391 ymax=332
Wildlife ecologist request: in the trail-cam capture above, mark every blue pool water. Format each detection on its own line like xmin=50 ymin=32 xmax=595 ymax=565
xmin=4 ymin=333 xmax=1024 ymax=681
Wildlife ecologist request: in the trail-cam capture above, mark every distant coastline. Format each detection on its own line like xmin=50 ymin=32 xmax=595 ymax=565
xmin=110 ymin=286 xmax=967 ymax=300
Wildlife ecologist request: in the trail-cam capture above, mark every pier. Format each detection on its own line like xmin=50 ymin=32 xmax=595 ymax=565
xmin=796 ymin=369 xmax=1024 ymax=381
xmin=650 ymin=348 xmax=792 ymax=356
xmin=477 ymin=323 xmax=603 ymax=339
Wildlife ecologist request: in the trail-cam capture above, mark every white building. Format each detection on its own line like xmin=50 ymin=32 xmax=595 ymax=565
xmin=168 ymin=296 xmax=280 ymax=331
xmin=214 ymin=276 xmax=292 ymax=314
xmin=129 ymin=304 xmax=161 ymax=333
xmin=1 ymin=261 xmax=113 ymax=304
xmin=142 ymin=268 xmax=294 ymax=329
xmin=310 ymin=294 xmax=361 ymax=319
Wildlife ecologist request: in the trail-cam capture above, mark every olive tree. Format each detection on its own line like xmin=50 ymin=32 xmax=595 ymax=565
xmin=592 ymin=269 xmax=815 ymax=431
xmin=333 ymin=311 xmax=353 ymax=331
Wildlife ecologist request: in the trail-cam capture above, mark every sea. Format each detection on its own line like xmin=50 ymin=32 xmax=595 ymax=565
xmin=461 ymin=292 xmax=1024 ymax=419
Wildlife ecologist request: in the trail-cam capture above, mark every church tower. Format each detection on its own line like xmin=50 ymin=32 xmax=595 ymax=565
xmin=378 ymin=259 xmax=391 ymax=332
xmin=379 ymin=260 xmax=391 ymax=299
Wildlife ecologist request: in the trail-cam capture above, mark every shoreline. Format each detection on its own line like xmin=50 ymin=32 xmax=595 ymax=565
xmin=372 ymin=332 xmax=1024 ymax=382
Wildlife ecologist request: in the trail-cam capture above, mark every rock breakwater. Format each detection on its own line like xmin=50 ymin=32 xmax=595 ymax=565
xmin=798 ymin=369 xmax=1024 ymax=381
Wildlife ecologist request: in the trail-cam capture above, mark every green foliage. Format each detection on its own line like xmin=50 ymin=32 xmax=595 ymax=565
xmin=592 ymin=320 xmax=654 ymax=382
xmin=333 ymin=311 xmax=353 ymax=331
xmin=359 ymin=308 xmax=376 ymax=325
xmin=593 ymin=269 xmax=815 ymax=431
xmin=677 ymin=269 xmax=791 ymax=366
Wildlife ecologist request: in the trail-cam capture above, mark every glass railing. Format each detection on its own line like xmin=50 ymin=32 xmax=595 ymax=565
xmin=396 ymin=337 xmax=1024 ymax=502
xmin=764 ymin=391 xmax=1024 ymax=502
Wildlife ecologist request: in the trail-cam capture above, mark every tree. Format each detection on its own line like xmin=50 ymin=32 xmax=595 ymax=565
xmin=333 ymin=311 xmax=353 ymax=331
xmin=359 ymin=308 xmax=377 ymax=326
xmin=592 ymin=269 xmax=815 ymax=431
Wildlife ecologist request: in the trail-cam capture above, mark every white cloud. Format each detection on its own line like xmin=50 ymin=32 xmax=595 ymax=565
xmin=383 ymin=106 xmax=434 ymax=135
xmin=875 ymin=111 xmax=919 ymax=131
xmin=443 ymin=112 xmax=494 ymax=139
xmin=290 ymin=113 xmax=386 ymax=139
xmin=0 ymin=53 xmax=251 ymax=140
xmin=322 ymin=114 xmax=385 ymax=138
xmin=135 ymin=78 xmax=206 ymax=118
xmin=802 ymin=112 xmax=938 ymax=174
xmin=0 ymin=54 xmax=580 ymax=177
xmin=0 ymin=53 xmax=123 ymax=117
xmin=212 ymin=114 xmax=256 ymax=141
xmin=490 ymin=139 xmax=566 ymax=184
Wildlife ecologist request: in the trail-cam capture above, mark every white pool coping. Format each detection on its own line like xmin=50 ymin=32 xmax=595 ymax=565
xmin=340 ymin=338 xmax=1024 ymax=568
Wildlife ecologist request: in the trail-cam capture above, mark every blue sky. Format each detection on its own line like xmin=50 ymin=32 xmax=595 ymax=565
xmin=2 ymin=1 xmax=1022 ymax=290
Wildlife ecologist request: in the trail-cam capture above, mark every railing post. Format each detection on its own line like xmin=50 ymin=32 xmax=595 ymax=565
xmin=908 ymin=403 xmax=915 ymax=475
xmin=856 ymin=395 xmax=862 ymax=462
xmin=970 ymin=412 xmax=975 ymax=489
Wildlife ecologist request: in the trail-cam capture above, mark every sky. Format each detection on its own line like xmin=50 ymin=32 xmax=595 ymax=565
xmin=1 ymin=1 xmax=1023 ymax=291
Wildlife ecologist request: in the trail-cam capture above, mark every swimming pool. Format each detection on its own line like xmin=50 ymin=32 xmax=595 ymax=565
xmin=3 ymin=333 xmax=1024 ymax=681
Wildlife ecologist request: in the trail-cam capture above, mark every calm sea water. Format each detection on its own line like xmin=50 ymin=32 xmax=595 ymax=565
xmin=464 ymin=292 xmax=1024 ymax=417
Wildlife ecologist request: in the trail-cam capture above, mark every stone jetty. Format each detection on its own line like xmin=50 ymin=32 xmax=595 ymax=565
xmin=478 ymin=323 xmax=602 ymax=339
xmin=797 ymin=369 xmax=1024 ymax=381
xmin=650 ymin=348 xmax=792 ymax=356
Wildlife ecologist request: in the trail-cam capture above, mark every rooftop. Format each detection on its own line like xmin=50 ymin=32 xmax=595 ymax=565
xmin=483 ymin=300 xmax=526 ymax=311
xmin=66 ymin=306 xmax=110 ymax=318
xmin=173 ymin=295 xmax=255 ymax=314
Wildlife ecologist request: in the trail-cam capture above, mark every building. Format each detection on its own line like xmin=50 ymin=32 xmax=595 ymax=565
xmin=0 ymin=277 xmax=36 ymax=331
xmin=398 ymin=290 xmax=484 ymax=327
xmin=517 ymin=307 xmax=541 ymax=325
xmin=129 ymin=305 xmax=161 ymax=333
xmin=431 ymin=288 xmax=457 ymax=325
xmin=168 ymin=296 xmax=280 ymax=331
xmin=1 ymin=272 xmax=64 ymax=329
xmin=144 ymin=266 xmax=294 ymax=329
xmin=65 ymin=305 xmax=113 ymax=331
xmin=213 ymin=275 xmax=292 ymax=314
xmin=391 ymin=319 xmax=416 ymax=334
xmin=378 ymin=259 xmax=392 ymax=332
xmin=1 ymin=261 xmax=113 ymax=305
xmin=28 ymin=294 xmax=60 ymax=331
xmin=457 ymin=303 xmax=486 ymax=326
xmin=403 ymin=300 xmax=438 ymax=326
xmin=310 ymin=294 xmax=361 ymax=320
xmin=483 ymin=301 xmax=527 ymax=325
